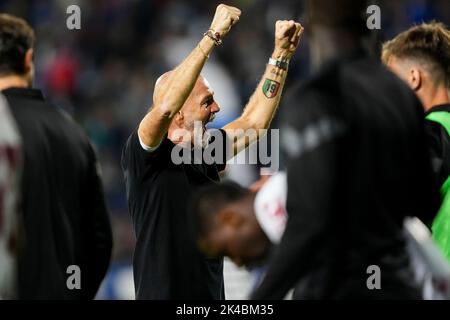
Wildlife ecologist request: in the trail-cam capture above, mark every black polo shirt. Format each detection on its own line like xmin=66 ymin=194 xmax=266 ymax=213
xmin=121 ymin=130 xmax=227 ymax=299
xmin=425 ymin=104 xmax=450 ymax=187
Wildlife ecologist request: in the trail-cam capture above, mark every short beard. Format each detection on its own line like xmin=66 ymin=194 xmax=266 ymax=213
xmin=177 ymin=120 xmax=211 ymax=149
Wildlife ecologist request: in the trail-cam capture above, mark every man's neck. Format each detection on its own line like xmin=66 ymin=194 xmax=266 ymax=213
xmin=421 ymin=85 xmax=450 ymax=112
xmin=0 ymin=75 xmax=29 ymax=91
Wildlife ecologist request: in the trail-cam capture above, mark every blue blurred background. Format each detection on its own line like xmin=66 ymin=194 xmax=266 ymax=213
xmin=1 ymin=0 xmax=449 ymax=299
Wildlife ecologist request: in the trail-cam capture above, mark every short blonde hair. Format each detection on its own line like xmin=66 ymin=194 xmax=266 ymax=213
xmin=382 ymin=22 xmax=450 ymax=88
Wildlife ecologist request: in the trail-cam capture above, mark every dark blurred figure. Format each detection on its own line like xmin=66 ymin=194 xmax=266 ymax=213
xmin=252 ymin=0 xmax=440 ymax=299
xmin=0 ymin=94 xmax=21 ymax=299
xmin=382 ymin=22 xmax=450 ymax=262
xmin=0 ymin=14 xmax=112 ymax=299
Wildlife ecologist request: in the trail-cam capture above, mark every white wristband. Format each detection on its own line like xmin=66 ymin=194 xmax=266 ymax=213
xmin=268 ymin=57 xmax=289 ymax=71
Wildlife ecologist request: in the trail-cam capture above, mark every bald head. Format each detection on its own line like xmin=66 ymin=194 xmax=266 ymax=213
xmin=153 ymin=71 xmax=212 ymax=104
xmin=153 ymin=71 xmax=220 ymax=137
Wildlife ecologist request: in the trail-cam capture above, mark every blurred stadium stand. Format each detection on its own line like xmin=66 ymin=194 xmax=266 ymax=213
xmin=1 ymin=0 xmax=449 ymax=299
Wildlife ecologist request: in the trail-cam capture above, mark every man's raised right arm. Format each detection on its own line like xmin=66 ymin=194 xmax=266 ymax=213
xmin=138 ymin=4 xmax=241 ymax=149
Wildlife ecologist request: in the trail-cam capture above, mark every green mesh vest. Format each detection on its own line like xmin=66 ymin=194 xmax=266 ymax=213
xmin=426 ymin=111 xmax=450 ymax=262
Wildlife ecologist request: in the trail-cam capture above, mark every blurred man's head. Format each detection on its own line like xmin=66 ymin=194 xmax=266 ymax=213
xmin=0 ymin=14 xmax=35 ymax=89
xmin=154 ymin=72 xmax=220 ymax=145
xmin=305 ymin=0 xmax=369 ymax=69
xmin=191 ymin=181 xmax=271 ymax=267
xmin=382 ymin=22 xmax=450 ymax=111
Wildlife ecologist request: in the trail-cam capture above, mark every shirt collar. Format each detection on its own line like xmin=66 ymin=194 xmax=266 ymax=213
xmin=1 ymin=87 xmax=45 ymax=101
xmin=425 ymin=104 xmax=450 ymax=116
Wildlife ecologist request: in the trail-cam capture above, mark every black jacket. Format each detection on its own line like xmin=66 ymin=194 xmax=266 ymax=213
xmin=3 ymin=87 xmax=112 ymax=299
xmin=253 ymin=50 xmax=440 ymax=299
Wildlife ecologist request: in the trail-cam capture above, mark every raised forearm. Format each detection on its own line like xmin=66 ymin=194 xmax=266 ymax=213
xmin=154 ymin=38 xmax=215 ymax=118
xmin=240 ymin=20 xmax=303 ymax=130
xmin=240 ymin=52 xmax=289 ymax=130
xmin=223 ymin=54 xmax=288 ymax=157
xmin=137 ymin=38 xmax=213 ymax=148
xmin=224 ymin=20 xmax=303 ymax=157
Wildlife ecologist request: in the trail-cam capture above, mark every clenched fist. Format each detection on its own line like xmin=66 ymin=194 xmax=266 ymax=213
xmin=209 ymin=4 xmax=241 ymax=40
xmin=273 ymin=20 xmax=303 ymax=60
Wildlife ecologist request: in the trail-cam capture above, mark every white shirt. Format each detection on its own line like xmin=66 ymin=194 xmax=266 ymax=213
xmin=254 ymin=172 xmax=288 ymax=244
xmin=0 ymin=93 xmax=21 ymax=298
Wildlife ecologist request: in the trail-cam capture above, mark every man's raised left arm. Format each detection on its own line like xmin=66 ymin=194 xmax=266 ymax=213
xmin=223 ymin=20 xmax=303 ymax=157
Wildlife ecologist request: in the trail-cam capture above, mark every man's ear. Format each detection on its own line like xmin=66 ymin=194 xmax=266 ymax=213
xmin=173 ymin=111 xmax=184 ymax=126
xmin=24 ymin=49 xmax=33 ymax=73
xmin=409 ymin=68 xmax=422 ymax=91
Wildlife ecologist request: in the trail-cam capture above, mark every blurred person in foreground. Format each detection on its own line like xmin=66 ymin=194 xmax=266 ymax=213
xmin=191 ymin=173 xmax=287 ymax=269
xmin=246 ymin=0 xmax=439 ymax=299
xmin=0 ymin=94 xmax=21 ymax=299
xmin=0 ymin=14 xmax=112 ymax=299
xmin=121 ymin=4 xmax=302 ymax=299
xmin=382 ymin=22 xmax=450 ymax=262
xmin=192 ymin=172 xmax=450 ymax=299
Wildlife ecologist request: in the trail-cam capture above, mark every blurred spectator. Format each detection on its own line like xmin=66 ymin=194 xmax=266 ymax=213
xmin=382 ymin=22 xmax=450 ymax=261
xmin=0 ymin=13 xmax=112 ymax=299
